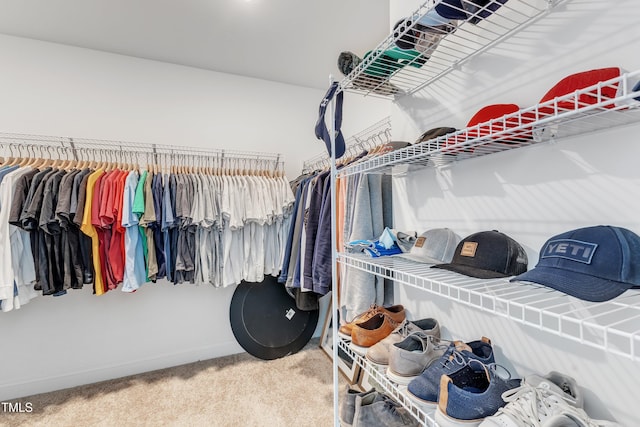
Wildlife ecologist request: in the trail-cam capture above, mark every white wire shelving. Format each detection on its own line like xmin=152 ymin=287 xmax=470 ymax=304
xmin=340 ymin=69 xmax=640 ymax=176
xmin=339 ymin=0 xmax=567 ymax=99
xmin=338 ymin=253 xmax=640 ymax=361
xmin=302 ymin=116 xmax=392 ymax=174
xmin=338 ymin=337 xmax=438 ymax=427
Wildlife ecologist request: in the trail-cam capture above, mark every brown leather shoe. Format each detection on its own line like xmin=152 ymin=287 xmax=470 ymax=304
xmin=338 ymin=304 xmax=405 ymax=340
xmin=350 ymin=311 xmax=406 ymax=356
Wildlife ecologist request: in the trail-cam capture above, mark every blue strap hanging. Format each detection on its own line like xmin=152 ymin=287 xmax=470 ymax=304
xmin=314 ymin=81 xmax=346 ymax=159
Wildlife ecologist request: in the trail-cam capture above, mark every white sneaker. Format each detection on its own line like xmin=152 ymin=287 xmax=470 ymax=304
xmin=480 ymin=372 xmax=620 ymax=427
xmin=479 ymin=371 xmax=583 ymax=427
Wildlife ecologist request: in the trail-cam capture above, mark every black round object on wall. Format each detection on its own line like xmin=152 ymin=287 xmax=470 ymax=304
xmin=229 ymin=276 xmax=319 ymax=360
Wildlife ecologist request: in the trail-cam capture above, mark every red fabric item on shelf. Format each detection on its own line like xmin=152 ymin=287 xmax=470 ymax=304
xmin=539 ymin=67 xmax=621 ymax=111
xmin=443 ymin=103 xmax=529 ymax=157
xmin=521 ymin=67 xmax=623 ymax=131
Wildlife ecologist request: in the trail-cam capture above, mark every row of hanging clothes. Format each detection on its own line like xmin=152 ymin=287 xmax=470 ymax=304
xmin=279 ymin=122 xmax=401 ymax=313
xmin=0 ymin=138 xmax=294 ymax=312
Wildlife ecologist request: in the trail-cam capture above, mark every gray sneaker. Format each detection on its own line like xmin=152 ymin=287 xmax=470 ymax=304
xmin=340 ymin=386 xmax=384 ymax=427
xmin=353 ymin=392 xmax=419 ymax=427
xmin=386 ymin=332 xmax=449 ymax=385
xmin=366 ymin=318 xmax=441 ymax=367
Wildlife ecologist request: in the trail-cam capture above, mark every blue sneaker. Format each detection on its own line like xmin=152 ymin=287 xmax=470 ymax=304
xmin=406 ymin=337 xmax=494 ymax=407
xmin=435 ymin=361 xmax=521 ymax=427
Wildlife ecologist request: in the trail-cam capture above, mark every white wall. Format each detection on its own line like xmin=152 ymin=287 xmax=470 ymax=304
xmin=0 ymin=33 xmax=389 ymax=400
xmin=387 ymin=0 xmax=640 ymax=425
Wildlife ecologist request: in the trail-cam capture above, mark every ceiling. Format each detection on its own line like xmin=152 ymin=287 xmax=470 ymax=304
xmin=0 ymin=0 xmax=390 ymax=90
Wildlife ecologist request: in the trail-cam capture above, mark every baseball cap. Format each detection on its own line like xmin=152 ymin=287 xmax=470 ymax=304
xmin=393 ymin=18 xmax=418 ymax=50
xmin=433 ymin=230 xmax=528 ymax=278
xmin=538 ymin=67 xmax=622 ymax=112
xmin=337 ymin=51 xmax=362 ymax=77
xmin=434 ymin=0 xmax=468 ymax=20
xmin=395 ymin=228 xmax=461 ymax=264
xmin=416 ymin=126 xmax=457 ymax=144
xmin=511 ymin=225 xmax=640 ymax=302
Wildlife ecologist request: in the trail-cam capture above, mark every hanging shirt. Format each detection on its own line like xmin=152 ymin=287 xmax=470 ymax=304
xmin=39 ymin=169 xmax=67 ymax=295
xmin=199 ymin=173 xmax=215 ymax=285
xmin=16 ymin=167 xmax=49 ymax=292
xmin=161 ymin=172 xmax=175 ymax=283
xmin=79 ymin=168 xmax=106 ymax=295
xmin=6 ymin=167 xmax=39 ymax=309
xmin=151 ymin=173 xmax=166 ymax=280
xmin=91 ymin=172 xmax=111 ymax=294
xmin=73 ymin=169 xmax=94 ymax=287
xmin=22 ymin=168 xmax=58 ymax=295
xmin=121 ymin=170 xmax=147 ymax=292
xmin=56 ymin=169 xmax=82 ymax=290
xmin=0 ymin=166 xmax=37 ymax=311
xmin=98 ymin=170 xmax=118 ymax=290
xmin=106 ymin=170 xmax=127 ymax=286
xmin=168 ymin=173 xmax=180 ymax=283
xmin=189 ymin=173 xmax=203 ymax=284
xmin=140 ymin=171 xmax=157 ymax=281
xmin=132 ymin=170 xmax=149 ymax=281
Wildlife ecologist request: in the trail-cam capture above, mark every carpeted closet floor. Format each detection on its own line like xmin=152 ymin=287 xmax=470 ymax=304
xmin=2 ymin=339 xmax=347 ymax=427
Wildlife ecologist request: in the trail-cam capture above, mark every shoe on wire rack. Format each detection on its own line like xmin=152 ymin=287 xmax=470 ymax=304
xmin=435 ymin=360 xmax=521 ymax=427
xmin=366 ymin=317 xmax=441 ymax=367
xmin=340 ymin=386 xmax=384 ymax=427
xmin=386 ymin=331 xmax=449 ymax=385
xmin=352 ymin=392 xmax=420 ymax=427
xmin=479 ymin=371 xmax=620 ymax=427
xmin=406 ymin=337 xmax=494 ymax=407
xmin=338 ymin=304 xmax=405 ymax=340
xmin=350 ymin=312 xmax=405 ymax=356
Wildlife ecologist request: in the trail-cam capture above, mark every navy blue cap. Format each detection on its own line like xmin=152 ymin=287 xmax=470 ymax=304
xmin=435 ymin=0 xmax=468 ymax=20
xmin=314 ymin=81 xmax=346 ymax=159
xmin=511 ymin=225 xmax=640 ymax=302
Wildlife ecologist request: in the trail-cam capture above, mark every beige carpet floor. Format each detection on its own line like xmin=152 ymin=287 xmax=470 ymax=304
xmin=1 ymin=339 xmax=348 ymax=427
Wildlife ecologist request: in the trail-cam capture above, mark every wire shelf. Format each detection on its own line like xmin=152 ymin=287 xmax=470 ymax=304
xmin=302 ymin=116 xmax=392 ymax=173
xmin=340 ymin=69 xmax=640 ymax=176
xmin=338 ymin=253 xmax=640 ymax=361
xmin=339 ymin=0 xmax=564 ymax=99
xmin=338 ymin=337 xmax=437 ymax=426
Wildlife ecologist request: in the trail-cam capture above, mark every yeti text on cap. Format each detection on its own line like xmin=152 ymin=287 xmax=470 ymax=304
xmin=540 ymin=239 xmax=597 ymax=264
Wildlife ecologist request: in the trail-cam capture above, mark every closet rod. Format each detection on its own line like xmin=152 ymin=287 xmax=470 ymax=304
xmin=0 ymin=131 xmax=285 ymax=174
xmin=0 ymin=131 xmax=283 ymax=162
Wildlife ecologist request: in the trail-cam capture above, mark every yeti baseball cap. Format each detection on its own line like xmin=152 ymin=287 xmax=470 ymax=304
xmin=511 ymin=225 xmax=640 ymax=302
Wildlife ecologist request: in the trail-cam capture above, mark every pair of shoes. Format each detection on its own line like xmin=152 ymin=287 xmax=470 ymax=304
xmin=435 ymin=360 xmax=521 ymax=426
xmin=366 ymin=317 xmax=441 ymax=366
xmin=353 ymin=390 xmax=420 ymax=427
xmin=386 ymin=331 xmax=450 ymax=385
xmin=338 ymin=304 xmax=405 ymax=340
xmin=340 ymin=386 xmax=384 ymax=427
xmin=407 ymin=336 xmax=495 ymax=407
xmin=479 ymin=372 xmax=621 ymax=427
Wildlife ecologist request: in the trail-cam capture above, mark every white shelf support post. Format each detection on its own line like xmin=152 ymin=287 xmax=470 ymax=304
xmin=329 ymin=75 xmax=340 ymax=427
